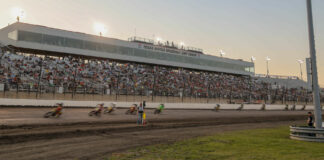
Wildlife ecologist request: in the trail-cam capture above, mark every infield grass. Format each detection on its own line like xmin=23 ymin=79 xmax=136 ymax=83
xmin=110 ymin=126 xmax=324 ymax=160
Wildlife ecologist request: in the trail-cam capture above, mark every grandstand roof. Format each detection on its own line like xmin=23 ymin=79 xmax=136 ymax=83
xmin=0 ymin=22 xmax=254 ymax=76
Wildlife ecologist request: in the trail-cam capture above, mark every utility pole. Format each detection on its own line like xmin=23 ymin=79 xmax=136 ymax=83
xmin=306 ymin=0 xmax=322 ymax=128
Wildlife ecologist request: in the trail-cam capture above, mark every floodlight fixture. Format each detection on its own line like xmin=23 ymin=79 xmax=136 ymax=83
xmin=251 ymin=56 xmax=256 ymax=62
xmin=220 ymin=50 xmax=226 ymax=57
xmin=94 ymin=22 xmax=107 ymax=36
xmin=12 ymin=7 xmax=25 ymax=22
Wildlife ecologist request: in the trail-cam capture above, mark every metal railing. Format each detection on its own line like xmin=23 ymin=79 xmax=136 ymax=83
xmin=255 ymin=74 xmax=300 ymax=80
xmin=128 ymin=36 xmax=154 ymax=44
xmin=290 ymin=126 xmax=324 ymax=142
xmin=0 ymin=82 xmax=319 ymax=105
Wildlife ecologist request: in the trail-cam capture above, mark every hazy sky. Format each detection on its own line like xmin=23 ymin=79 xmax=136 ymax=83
xmin=0 ymin=0 xmax=323 ymax=86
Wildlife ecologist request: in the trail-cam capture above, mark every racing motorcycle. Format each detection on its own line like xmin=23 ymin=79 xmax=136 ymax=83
xmin=44 ymin=111 xmax=62 ymax=118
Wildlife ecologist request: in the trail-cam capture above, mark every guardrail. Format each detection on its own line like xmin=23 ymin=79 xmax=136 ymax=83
xmin=290 ymin=126 xmax=324 ymax=142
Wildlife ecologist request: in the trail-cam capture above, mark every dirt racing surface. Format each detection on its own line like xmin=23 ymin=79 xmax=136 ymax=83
xmin=0 ymin=108 xmax=309 ymax=160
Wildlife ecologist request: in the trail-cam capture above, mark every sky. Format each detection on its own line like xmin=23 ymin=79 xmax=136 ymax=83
xmin=0 ymin=0 xmax=323 ymax=86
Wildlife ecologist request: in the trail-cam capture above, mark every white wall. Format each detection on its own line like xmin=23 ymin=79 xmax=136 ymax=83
xmin=0 ymin=98 xmax=318 ymax=111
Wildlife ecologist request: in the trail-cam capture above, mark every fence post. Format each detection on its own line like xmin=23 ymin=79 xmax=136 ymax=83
xmin=125 ymin=87 xmax=128 ymax=102
xmin=133 ymin=87 xmax=136 ymax=102
xmin=52 ymin=85 xmax=55 ymax=98
xmin=115 ymin=73 xmax=120 ymax=101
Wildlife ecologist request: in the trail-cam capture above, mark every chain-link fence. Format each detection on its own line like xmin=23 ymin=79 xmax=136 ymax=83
xmin=0 ymin=82 xmax=321 ymax=105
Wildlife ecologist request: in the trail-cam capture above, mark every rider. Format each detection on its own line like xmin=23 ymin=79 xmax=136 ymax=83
xmin=53 ymin=103 xmax=63 ymax=117
xmin=130 ymin=104 xmax=137 ymax=113
xmin=106 ymin=103 xmax=116 ymax=113
xmin=157 ymin=103 xmax=165 ymax=112
xmin=95 ymin=103 xmax=104 ymax=113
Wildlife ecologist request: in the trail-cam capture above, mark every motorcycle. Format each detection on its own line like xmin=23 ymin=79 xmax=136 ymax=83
xmin=125 ymin=104 xmax=137 ymax=115
xmin=154 ymin=108 xmax=162 ymax=114
xmin=125 ymin=108 xmax=137 ymax=115
xmin=104 ymin=107 xmax=116 ymax=114
xmin=44 ymin=111 xmax=61 ymax=118
xmin=154 ymin=104 xmax=165 ymax=114
xmin=88 ymin=110 xmax=102 ymax=117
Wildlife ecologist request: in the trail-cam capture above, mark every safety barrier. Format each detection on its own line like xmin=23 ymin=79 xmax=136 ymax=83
xmin=290 ymin=126 xmax=324 ymax=142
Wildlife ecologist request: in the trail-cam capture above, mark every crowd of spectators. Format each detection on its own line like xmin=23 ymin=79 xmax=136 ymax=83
xmin=0 ymin=52 xmax=317 ymax=103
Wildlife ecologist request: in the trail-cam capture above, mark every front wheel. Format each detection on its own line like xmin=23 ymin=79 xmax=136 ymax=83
xmin=88 ymin=111 xmax=96 ymax=116
xmin=44 ymin=111 xmax=53 ymax=118
xmin=154 ymin=109 xmax=161 ymax=114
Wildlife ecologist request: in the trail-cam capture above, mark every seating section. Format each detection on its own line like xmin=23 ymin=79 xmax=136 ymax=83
xmin=0 ymin=52 xmax=319 ymax=103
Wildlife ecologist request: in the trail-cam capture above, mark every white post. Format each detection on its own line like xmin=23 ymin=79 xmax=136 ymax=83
xmin=299 ymin=63 xmax=303 ymax=80
xmin=306 ymin=0 xmax=322 ymax=128
xmin=266 ymin=60 xmax=269 ymax=77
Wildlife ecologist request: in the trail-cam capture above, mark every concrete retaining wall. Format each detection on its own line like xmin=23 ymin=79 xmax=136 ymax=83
xmin=0 ymin=98 xmax=321 ymax=111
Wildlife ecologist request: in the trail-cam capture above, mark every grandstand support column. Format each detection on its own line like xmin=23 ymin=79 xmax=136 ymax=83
xmin=249 ymin=76 xmax=253 ymax=104
xmin=151 ymin=71 xmax=157 ymax=102
xmin=116 ymin=73 xmax=120 ymax=101
xmin=36 ymin=59 xmax=43 ymax=99
xmin=72 ymin=66 xmax=77 ymax=99
xmin=306 ymin=0 xmax=322 ymax=128
xmin=207 ymin=82 xmax=210 ymax=103
xmin=230 ymin=86 xmax=233 ymax=104
xmin=181 ymin=70 xmax=185 ymax=103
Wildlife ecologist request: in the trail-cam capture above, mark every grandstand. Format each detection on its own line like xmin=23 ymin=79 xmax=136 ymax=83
xmin=0 ymin=22 xmax=321 ymax=104
xmin=255 ymin=74 xmax=310 ymax=89
xmin=0 ymin=22 xmax=254 ymax=75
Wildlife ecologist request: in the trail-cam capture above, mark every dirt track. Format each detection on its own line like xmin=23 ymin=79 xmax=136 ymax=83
xmin=0 ymin=108 xmax=309 ymax=160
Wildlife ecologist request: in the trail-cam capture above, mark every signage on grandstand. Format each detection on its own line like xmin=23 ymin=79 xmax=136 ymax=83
xmin=139 ymin=44 xmax=198 ymax=57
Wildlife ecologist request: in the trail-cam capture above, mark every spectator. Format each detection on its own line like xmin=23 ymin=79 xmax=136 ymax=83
xmin=137 ymin=102 xmax=144 ymax=125
xmin=0 ymin=52 xmax=318 ymax=104
xmin=307 ymin=112 xmax=314 ymax=127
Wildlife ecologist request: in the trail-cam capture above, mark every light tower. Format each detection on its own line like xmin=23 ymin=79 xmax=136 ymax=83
xmin=265 ymin=56 xmax=271 ymax=77
xmin=297 ymin=60 xmax=304 ymax=80
xmin=12 ymin=7 xmax=25 ymax=22
xmin=219 ymin=50 xmax=226 ymax=57
xmin=94 ymin=22 xmax=107 ymax=37
xmin=250 ymin=56 xmax=256 ymax=73
xmin=251 ymin=56 xmax=256 ymax=63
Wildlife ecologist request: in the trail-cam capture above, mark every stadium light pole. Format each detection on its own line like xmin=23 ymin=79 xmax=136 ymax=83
xmin=180 ymin=42 xmax=185 ymax=49
xmin=249 ymin=56 xmax=256 ymax=104
xmin=306 ymin=0 xmax=322 ymax=128
xmin=251 ymin=56 xmax=256 ymax=63
xmin=250 ymin=56 xmax=256 ymax=73
xmin=94 ymin=22 xmax=107 ymax=37
xmin=220 ymin=50 xmax=226 ymax=57
xmin=156 ymin=37 xmax=163 ymax=45
xmin=12 ymin=7 xmax=25 ymax=22
xmin=265 ymin=56 xmax=271 ymax=77
xmin=297 ymin=60 xmax=304 ymax=80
